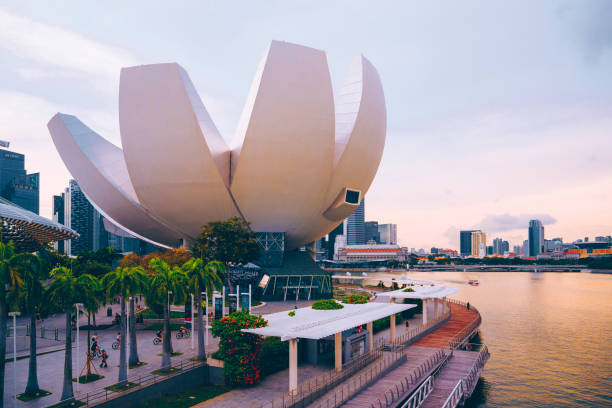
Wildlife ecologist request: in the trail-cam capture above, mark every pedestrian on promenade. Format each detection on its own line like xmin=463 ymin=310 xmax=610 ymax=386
xmin=100 ymin=349 xmax=108 ymax=368
xmin=467 ymin=302 xmax=470 ymax=310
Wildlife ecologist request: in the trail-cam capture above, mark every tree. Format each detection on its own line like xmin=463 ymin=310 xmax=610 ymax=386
xmin=142 ymin=248 xmax=191 ymax=269
xmin=102 ymin=266 xmax=148 ymax=383
xmin=148 ymin=258 xmax=187 ymax=372
xmin=120 ymin=253 xmax=141 ymax=268
xmin=183 ymin=258 xmax=223 ymax=361
xmin=0 ymin=242 xmax=26 ymax=403
xmin=191 ymin=217 xmax=260 ymax=293
xmin=78 ymin=273 xmax=102 ymax=378
xmin=46 ymin=267 xmax=91 ymax=404
xmin=13 ymin=252 xmax=47 ymax=396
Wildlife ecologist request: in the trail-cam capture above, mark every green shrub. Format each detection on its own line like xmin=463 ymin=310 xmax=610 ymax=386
xmin=211 ymin=311 xmax=267 ymax=387
xmin=260 ymin=337 xmax=289 ymax=376
xmin=312 ymin=299 xmax=344 ymax=310
xmin=402 ymin=288 xmax=415 ymax=292
xmin=342 ymin=295 xmax=368 ymax=304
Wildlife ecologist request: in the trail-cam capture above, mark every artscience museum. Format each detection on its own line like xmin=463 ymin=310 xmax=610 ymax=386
xmin=48 ymin=40 xmax=387 ymax=264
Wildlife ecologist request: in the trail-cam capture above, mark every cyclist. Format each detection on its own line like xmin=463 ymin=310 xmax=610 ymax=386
xmin=99 ymin=349 xmax=108 ymax=368
xmin=115 ymin=332 xmax=121 ymax=345
xmin=156 ymin=328 xmax=163 ymax=341
xmin=90 ymin=335 xmax=98 ymax=354
xmin=179 ymin=325 xmax=187 ymax=336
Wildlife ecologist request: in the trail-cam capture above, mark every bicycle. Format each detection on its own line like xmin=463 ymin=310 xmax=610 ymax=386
xmin=152 ymin=336 xmax=162 ymax=345
xmin=175 ymin=329 xmax=191 ymax=339
xmin=112 ymin=340 xmax=120 ymax=350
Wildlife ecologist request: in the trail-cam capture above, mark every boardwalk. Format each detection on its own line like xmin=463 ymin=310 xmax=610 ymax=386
xmin=412 ymin=303 xmax=478 ymax=348
xmin=420 ymin=350 xmax=482 ymax=408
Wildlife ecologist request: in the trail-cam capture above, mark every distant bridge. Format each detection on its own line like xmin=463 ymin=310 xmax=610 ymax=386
xmin=409 ymin=264 xmax=588 ymax=272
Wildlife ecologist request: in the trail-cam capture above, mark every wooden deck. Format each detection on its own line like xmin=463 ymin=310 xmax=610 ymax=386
xmin=420 ymin=350 xmax=482 ymax=408
xmin=412 ymin=303 xmax=478 ymax=348
xmin=340 ymin=347 xmax=442 ymax=408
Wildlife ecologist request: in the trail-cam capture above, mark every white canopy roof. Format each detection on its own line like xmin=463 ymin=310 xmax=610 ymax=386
xmin=332 ymin=275 xmax=442 ymax=286
xmin=243 ymin=302 xmax=415 ymax=341
xmin=374 ymin=285 xmax=459 ymax=300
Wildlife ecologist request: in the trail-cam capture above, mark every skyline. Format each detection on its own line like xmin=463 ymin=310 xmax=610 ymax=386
xmin=1 ymin=1 xmax=611 ymax=249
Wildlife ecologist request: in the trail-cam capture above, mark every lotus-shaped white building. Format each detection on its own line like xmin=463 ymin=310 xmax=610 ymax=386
xmin=48 ymin=41 xmax=386 ymax=251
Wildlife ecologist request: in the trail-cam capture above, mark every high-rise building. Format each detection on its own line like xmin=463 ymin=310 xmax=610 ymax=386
xmin=460 ymin=230 xmax=477 ymax=257
xmin=513 ymin=245 xmax=522 ymax=254
xmin=378 ymin=223 xmax=397 ymax=245
xmin=327 ymin=223 xmax=344 ymax=259
xmin=0 ymin=146 xmax=39 ymax=214
xmin=492 ymin=238 xmax=509 ymax=255
xmin=364 ymin=221 xmax=380 ymax=244
xmin=346 ymin=199 xmax=365 ymax=245
xmin=52 ymin=193 xmax=66 ymax=253
xmin=502 ymin=240 xmax=510 ymax=254
xmin=522 ymin=239 xmax=529 ymax=257
xmin=528 ymin=219 xmax=544 ymax=257
xmin=486 ymin=245 xmax=494 ymax=256
xmin=470 ymin=231 xmax=486 ymax=258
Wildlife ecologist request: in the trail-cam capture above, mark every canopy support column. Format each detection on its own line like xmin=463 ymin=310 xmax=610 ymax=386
xmin=367 ymin=321 xmax=373 ymax=352
xmin=422 ymin=298 xmax=429 ymax=325
xmin=334 ymin=332 xmax=342 ymax=372
xmin=390 ymin=313 xmax=396 ymax=343
xmin=289 ymin=338 xmax=298 ymax=395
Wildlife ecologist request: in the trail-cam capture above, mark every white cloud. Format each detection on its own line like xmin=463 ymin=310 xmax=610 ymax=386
xmin=0 ymin=8 xmax=138 ymax=90
xmin=478 ymin=214 xmax=557 ymax=233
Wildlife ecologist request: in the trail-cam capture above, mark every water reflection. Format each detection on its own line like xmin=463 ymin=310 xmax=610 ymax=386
xmin=385 ymin=271 xmax=612 ymax=407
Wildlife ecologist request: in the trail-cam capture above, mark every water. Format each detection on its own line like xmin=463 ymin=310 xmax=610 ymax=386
xmin=396 ymin=271 xmax=612 ymax=407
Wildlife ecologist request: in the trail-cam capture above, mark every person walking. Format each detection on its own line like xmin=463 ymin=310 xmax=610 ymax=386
xmin=467 ymin=302 xmax=470 ymax=311
xmin=100 ymin=349 xmax=108 ymax=368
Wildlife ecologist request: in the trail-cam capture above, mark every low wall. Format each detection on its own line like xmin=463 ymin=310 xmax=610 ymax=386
xmin=90 ymin=365 xmax=224 ymax=408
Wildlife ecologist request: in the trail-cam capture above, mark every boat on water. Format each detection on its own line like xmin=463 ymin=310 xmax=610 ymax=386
xmin=468 ymin=279 xmax=479 ymax=286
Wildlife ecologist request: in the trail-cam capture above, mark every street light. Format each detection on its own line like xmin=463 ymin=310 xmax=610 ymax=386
xmin=190 ymin=294 xmax=194 ymax=350
xmin=8 ymin=311 xmax=20 ymax=408
xmin=127 ymin=296 xmax=131 ymax=372
xmin=202 ymin=292 xmax=208 ymax=347
xmin=75 ymin=303 xmax=83 ymax=393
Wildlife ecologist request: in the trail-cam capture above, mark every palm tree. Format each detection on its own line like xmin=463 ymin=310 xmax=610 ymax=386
xmin=148 ymin=258 xmax=187 ymax=372
xmin=78 ymin=273 xmax=102 ymax=378
xmin=0 ymin=242 xmax=24 ymax=403
xmin=13 ymin=252 xmax=46 ymax=397
xmin=47 ymin=267 xmax=90 ymax=404
xmin=183 ymin=258 xmax=223 ymax=361
xmin=102 ymin=266 xmax=148 ymax=385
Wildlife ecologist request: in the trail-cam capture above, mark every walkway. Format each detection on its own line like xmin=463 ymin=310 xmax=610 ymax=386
xmin=420 ymin=350 xmax=483 ymax=408
xmin=412 ymin=303 xmax=477 ymax=348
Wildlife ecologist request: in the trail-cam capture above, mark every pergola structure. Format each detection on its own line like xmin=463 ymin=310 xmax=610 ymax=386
xmin=243 ymin=302 xmax=415 ymax=394
xmin=374 ymin=285 xmax=459 ymax=325
xmin=0 ymin=197 xmax=78 ymax=252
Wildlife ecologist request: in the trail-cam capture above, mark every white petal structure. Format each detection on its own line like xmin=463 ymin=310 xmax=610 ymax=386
xmin=48 ymin=41 xmax=386 ymax=250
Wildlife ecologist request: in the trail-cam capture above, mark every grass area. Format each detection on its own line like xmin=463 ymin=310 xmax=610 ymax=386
xmin=16 ymin=389 xmax=52 ymax=401
xmin=46 ymin=399 xmax=86 ymax=408
xmin=133 ymin=384 xmax=229 ymax=408
xmin=129 ymin=361 xmax=148 ymax=369
xmin=78 ymin=323 xmax=115 ymax=330
xmin=105 ymin=382 xmax=139 ymax=392
xmin=333 ymin=288 xmax=372 ymax=300
xmin=156 ymin=351 xmax=183 ymax=357
xmin=137 ymin=309 xmax=191 ymax=319
xmin=251 ymin=299 xmax=262 ymax=306
xmin=73 ymin=374 xmax=104 ymax=384
xmin=151 ymin=367 xmax=182 ymax=376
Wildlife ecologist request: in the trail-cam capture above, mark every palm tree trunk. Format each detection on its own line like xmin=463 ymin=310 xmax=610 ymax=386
xmin=161 ymin=303 xmax=171 ymax=372
xmin=197 ymin=290 xmax=205 ymax=361
xmin=118 ymin=297 xmax=127 ymax=385
xmin=92 ymin=311 xmax=96 ymax=329
xmin=25 ymin=314 xmax=40 ymax=395
xmin=128 ymin=297 xmax=139 ymax=367
xmin=0 ymin=295 xmax=8 ymax=403
xmin=61 ymin=308 xmax=74 ymax=403
xmin=226 ymin=269 xmax=233 ymax=294
xmin=86 ymin=313 xmax=92 ymax=378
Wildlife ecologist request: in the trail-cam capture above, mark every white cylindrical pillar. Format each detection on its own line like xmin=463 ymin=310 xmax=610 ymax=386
xmin=289 ymin=338 xmax=298 ymax=395
xmin=422 ymin=299 xmax=429 ymax=325
xmin=334 ymin=332 xmax=342 ymax=372
xmin=367 ymin=321 xmax=374 ymax=352
xmin=390 ymin=314 xmax=396 ymax=343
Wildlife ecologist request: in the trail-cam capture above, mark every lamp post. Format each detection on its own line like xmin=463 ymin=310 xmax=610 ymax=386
xmin=75 ymin=303 xmax=83 ymax=393
xmin=127 ymin=296 xmax=131 ymax=372
xmin=8 ymin=311 xmax=20 ymax=408
xmin=202 ymin=292 xmax=208 ymax=346
xmin=190 ymin=293 xmax=194 ymax=350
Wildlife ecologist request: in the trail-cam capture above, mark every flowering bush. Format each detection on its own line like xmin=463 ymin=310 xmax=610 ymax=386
xmin=342 ymin=295 xmax=368 ymax=304
xmin=312 ymin=299 xmax=344 ymax=310
xmin=288 ymin=310 xmax=296 ymax=317
xmin=211 ymin=311 xmax=268 ymax=387
xmin=403 ymin=288 xmax=415 ymax=292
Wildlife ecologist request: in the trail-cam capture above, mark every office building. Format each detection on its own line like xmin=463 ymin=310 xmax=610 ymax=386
xmin=460 ymin=230 xmax=477 ymax=257
xmin=335 ymin=244 xmax=409 ymax=262
xmin=471 ymin=231 xmax=487 ymax=258
xmin=378 ymin=223 xmax=397 ymax=245
xmin=486 ymin=245 xmax=494 ymax=256
xmin=492 ymin=238 xmax=510 ymax=255
xmin=528 ymin=219 xmax=544 ymax=257
xmin=0 ymin=145 xmax=39 ymax=214
xmin=513 ymin=245 xmax=522 ymax=255
xmin=365 ymin=221 xmax=380 ymax=244
xmin=346 ymin=199 xmax=365 ymax=245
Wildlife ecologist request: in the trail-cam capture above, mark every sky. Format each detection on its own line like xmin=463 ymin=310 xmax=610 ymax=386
xmin=0 ymin=1 xmax=611 ymax=250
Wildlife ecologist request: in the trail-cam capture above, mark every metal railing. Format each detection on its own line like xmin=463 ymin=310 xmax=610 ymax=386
xmin=308 ymin=347 xmax=407 ymax=408
xmin=446 ymin=299 xmax=481 ymax=349
xmin=6 ymin=324 xmax=72 ymax=343
xmin=259 ymin=338 xmax=397 ymax=408
xmin=54 ymin=353 xmax=209 ymax=407
xmin=441 ymin=380 xmax=462 ymax=408
xmin=368 ymin=349 xmax=449 ymax=408
xmin=393 ymin=309 xmax=451 ymax=346
xmin=398 ymin=376 xmax=433 ymax=408
xmin=440 ymin=344 xmax=490 ymax=408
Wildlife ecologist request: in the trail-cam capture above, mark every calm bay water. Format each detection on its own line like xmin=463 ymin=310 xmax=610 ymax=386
xmin=395 ymin=271 xmax=612 ymax=407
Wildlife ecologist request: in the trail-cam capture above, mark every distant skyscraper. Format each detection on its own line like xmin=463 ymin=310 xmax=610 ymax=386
xmin=52 ymin=193 xmax=66 ymax=253
xmin=378 ymin=223 xmax=397 ymax=245
xmin=492 ymin=238 xmax=509 ymax=255
xmin=460 ymin=230 xmax=477 ymax=257
xmin=486 ymin=245 xmax=494 ymax=256
xmin=513 ymin=245 xmax=522 ymax=254
xmin=346 ymin=199 xmax=365 ymax=245
xmin=522 ymin=239 xmax=529 ymax=256
xmin=0 ymin=147 xmax=39 ymax=214
xmin=470 ymin=231 xmax=486 ymax=258
xmin=502 ymin=240 xmax=510 ymax=254
xmin=528 ymin=219 xmax=544 ymax=257
xmin=364 ymin=221 xmax=380 ymax=244
xmin=327 ymin=223 xmax=344 ymax=259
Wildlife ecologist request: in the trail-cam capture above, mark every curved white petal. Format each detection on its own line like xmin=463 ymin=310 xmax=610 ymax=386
xmin=47 ymin=113 xmax=183 ymax=247
xmin=119 ymin=63 xmax=240 ymax=239
xmin=298 ymin=55 xmax=387 ymax=245
xmin=230 ymin=41 xmax=335 ymax=249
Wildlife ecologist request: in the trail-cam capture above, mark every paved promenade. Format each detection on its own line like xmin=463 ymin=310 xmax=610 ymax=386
xmin=3 ymin=304 xmax=219 ymax=408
